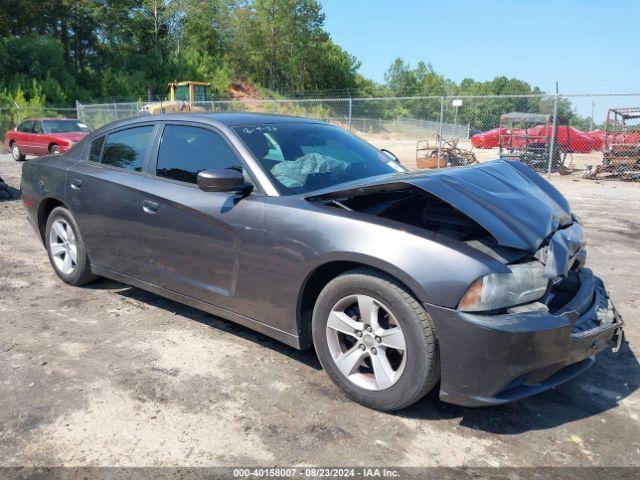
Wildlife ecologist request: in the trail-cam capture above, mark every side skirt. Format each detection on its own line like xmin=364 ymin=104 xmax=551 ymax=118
xmin=91 ymin=264 xmax=301 ymax=349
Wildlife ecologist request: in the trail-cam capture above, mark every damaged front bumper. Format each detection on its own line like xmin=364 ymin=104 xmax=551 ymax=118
xmin=427 ymin=268 xmax=624 ymax=407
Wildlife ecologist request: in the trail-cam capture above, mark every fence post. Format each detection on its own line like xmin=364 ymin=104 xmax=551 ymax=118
xmin=348 ymin=97 xmax=352 ymax=132
xmin=437 ymin=96 xmax=444 ymax=167
xmin=547 ymin=83 xmax=559 ymax=178
xmin=75 ymin=100 xmax=80 ymax=119
xmin=272 ymin=98 xmax=277 ymax=114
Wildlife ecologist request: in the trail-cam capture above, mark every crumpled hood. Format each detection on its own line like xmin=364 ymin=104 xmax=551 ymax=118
xmin=406 ymin=160 xmax=572 ymax=251
xmin=307 ymin=159 xmax=573 ymax=253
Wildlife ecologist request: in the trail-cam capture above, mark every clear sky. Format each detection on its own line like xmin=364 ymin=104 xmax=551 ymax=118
xmin=320 ymin=0 xmax=640 ymax=110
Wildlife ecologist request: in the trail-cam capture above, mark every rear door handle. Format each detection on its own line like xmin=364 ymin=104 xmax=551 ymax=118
xmin=70 ymin=179 xmax=82 ymax=190
xmin=142 ymin=200 xmax=159 ymax=214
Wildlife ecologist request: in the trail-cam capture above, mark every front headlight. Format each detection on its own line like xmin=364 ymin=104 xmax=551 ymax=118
xmin=458 ymin=261 xmax=549 ymax=312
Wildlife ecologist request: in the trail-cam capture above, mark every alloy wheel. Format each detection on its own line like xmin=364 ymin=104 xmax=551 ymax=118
xmin=326 ymin=294 xmax=407 ymax=390
xmin=12 ymin=143 xmax=20 ymax=160
xmin=48 ymin=219 xmax=78 ymax=275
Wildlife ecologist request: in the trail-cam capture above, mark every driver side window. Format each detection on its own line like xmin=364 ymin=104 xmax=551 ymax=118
xmin=156 ymin=125 xmax=244 ymax=184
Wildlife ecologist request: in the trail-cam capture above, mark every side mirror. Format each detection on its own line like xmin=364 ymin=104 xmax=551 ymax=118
xmin=197 ymin=169 xmax=248 ymax=193
xmin=381 ymin=149 xmax=400 ymax=164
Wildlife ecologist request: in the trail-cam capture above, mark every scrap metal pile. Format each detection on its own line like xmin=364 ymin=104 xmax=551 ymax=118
xmin=584 ymin=107 xmax=640 ymax=181
xmin=416 ymin=138 xmax=477 ymax=169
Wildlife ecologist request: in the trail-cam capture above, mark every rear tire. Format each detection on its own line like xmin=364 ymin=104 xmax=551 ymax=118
xmin=45 ymin=206 xmax=97 ymax=286
xmin=11 ymin=142 xmax=26 ymax=161
xmin=312 ymin=268 xmax=439 ymax=411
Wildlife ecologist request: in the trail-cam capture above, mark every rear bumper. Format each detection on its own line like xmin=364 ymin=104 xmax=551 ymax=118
xmin=427 ymin=268 xmax=624 ymax=407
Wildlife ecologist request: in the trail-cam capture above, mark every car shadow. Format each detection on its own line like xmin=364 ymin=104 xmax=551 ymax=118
xmin=396 ymin=344 xmax=639 ymax=434
xmin=90 ymin=278 xmax=637 ymax=433
xmin=92 ymin=279 xmax=322 ymax=371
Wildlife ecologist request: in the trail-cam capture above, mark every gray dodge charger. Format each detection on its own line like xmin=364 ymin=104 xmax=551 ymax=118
xmin=20 ymin=113 xmax=625 ymax=411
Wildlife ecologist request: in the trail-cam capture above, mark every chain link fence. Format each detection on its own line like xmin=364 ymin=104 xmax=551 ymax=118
xmin=2 ymin=93 xmax=639 ymax=183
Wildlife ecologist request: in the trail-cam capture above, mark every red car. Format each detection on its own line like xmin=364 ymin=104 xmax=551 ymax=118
xmin=472 ymin=125 xmax=598 ymax=153
xmin=5 ymin=117 xmax=90 ymax=161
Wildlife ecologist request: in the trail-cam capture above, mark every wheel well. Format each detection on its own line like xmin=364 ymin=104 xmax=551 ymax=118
xmin=38 ymin=198 xmax=65 ymax=242
xmin=296 ymin=261 xmax=415 ymax=350
xmin=48 ymin=142 xmax=59 ymax=153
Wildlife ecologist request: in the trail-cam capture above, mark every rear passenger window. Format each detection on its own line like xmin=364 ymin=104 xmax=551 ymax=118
xmin=17 ymin=121 xmax=33 ymax=133
xmin=88 ymin=136 xmax=105 ymax=163
xmin=101 ymin=126 xmax=154 ymax=172
xmin=156 ymin=125 xmax=243 ymax=184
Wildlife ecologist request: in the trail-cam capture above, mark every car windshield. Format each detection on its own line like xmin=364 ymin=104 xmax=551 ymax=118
xmin=232 ymin=123 xmax=405 ymax=195
xmin=43 ymin=120 xmax=90 ymax=134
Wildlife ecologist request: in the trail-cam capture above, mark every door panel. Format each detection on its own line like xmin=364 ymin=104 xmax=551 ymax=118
xmin=139 ymin=178 xmax=266 ymax=318
xmin=32 ymin=121 xmax=48 ymax=154
xmin=66 ymin=125 xmax=156 ymax=277
xmin=22 ymin=133 xmax=36 ymax=154
xmin=67 ymin=162 xmax=146 ymax=277
xmin=138 ymin=123 xmax=266 ymax=319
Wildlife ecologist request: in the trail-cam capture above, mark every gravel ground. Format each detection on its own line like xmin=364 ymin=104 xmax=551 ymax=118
xmin=0 ymin=153 xmax=639 ymax=467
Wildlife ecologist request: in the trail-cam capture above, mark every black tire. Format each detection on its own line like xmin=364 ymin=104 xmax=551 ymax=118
xmin=10 ymin=142 xmax=26 ymax=161
xmin=45 ymin=206 xmax=97 ymax=286
xmin=312 ymin=268 xmax=439 ymax=411
xmin=50 ymin=144 xmax=61 ymax=154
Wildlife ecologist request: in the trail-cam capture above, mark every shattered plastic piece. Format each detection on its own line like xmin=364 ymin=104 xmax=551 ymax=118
xmin=543 ymin=221 xmax=585 ymax=278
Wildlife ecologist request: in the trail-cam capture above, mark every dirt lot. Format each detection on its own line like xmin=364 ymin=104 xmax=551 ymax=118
xmin=1 ymin=153 xmax=639 ymax=467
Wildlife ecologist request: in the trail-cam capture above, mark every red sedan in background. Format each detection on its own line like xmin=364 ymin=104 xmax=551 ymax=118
xmin=5 ymin=118 xmax=90 ymax=161
xmin=471 ymin=125 xmax=598 ymax=153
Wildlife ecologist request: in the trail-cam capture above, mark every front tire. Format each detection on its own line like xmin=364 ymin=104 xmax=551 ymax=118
xmin=50 ymin=144 xmax=61 ymax=154
xmin=312 ymin=268 xmax=439 ymax=411
xmin=11 ymin=142 xmax=26 ymax=161
xmin=45 ymin=206 xmax=97 ymax=286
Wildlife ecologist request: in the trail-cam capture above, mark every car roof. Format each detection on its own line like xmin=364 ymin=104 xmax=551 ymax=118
xmin=92 ymin=112 xmax=324 ymax=134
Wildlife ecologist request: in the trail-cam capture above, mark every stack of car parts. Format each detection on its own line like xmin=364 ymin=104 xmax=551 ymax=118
xmin=584 ymin=107 xmax=640 ymax=181
xmin=416 ymin=138 xmax=477 ymax=169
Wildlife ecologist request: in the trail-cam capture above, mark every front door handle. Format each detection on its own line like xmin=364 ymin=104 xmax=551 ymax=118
xmin=70 ymin=179 xmax=82 ymax=190
xmin=142 ymin=200 xmax=159 ymax=214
